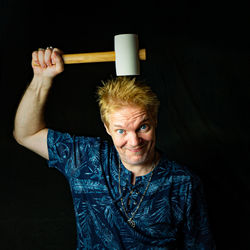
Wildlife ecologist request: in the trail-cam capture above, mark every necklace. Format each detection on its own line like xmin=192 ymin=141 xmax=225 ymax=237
xmin=118 ymin=159 xmax=156 ymax=228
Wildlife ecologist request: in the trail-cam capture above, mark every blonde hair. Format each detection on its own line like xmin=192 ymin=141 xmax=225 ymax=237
xmin=97 ymin=76 xmax=160 ymax=126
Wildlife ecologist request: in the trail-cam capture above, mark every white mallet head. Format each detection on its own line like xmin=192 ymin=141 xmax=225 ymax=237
xmin=115 ymin=34 xmax=140 ymax=76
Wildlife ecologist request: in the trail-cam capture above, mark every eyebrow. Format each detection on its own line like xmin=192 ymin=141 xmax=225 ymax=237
xmin=113 ymin=118 xmax=150 ymax=128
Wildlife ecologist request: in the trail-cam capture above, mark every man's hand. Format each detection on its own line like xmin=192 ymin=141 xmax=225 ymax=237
xmin=32 ymin=47 xmax=64 ymax=79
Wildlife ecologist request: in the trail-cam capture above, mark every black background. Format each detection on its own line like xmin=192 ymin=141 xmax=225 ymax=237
xmin=1 ymin=0 xmax=250 ymax=249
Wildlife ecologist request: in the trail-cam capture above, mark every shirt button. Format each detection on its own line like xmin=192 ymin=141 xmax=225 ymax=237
xmin=123 ymin=187 xmax=126 ymax=191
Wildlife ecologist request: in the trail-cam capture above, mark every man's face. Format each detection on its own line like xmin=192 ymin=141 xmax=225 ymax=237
xmin=105 ymin=105 xmax=157 ymax=168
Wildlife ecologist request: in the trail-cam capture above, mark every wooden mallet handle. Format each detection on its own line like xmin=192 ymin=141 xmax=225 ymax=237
xmin=62 ymin=48 xmax=146 ymax=64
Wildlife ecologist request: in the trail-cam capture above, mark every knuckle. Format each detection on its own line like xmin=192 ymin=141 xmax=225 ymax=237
xmin=32 ymin=51 xmax=38 ymax=57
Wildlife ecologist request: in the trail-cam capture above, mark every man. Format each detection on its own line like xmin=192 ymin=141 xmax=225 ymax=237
xmin=14 ymin=47 xmax=215 ymax=249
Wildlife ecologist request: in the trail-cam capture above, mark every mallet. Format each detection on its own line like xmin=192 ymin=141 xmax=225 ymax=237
xmin=56 ymin=34 xmax=146 ymax=76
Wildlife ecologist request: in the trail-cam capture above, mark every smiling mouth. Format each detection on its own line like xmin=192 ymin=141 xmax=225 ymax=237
xmin=127 ymin=146 xmax=145 ymax=153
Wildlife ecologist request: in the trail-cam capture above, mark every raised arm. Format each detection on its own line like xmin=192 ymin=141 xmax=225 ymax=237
xmin=13 ymin=47 xmax=64 ymax=160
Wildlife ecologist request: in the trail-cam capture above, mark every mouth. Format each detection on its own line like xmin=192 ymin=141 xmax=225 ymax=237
xmin=127 ymin=145 xmax=145 ymax=153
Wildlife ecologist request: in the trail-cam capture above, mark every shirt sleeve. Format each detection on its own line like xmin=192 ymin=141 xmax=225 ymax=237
xmin=47 ymin=129 xmax=102 ymax=179
xmin=182 ymin=175 xmax=216 ymax=249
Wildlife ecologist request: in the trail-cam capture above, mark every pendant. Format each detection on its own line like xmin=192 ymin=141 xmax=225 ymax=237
xmin=128 ymin=218 xmax=136 ymax=228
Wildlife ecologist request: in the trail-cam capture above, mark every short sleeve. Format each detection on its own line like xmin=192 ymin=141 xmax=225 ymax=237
xmin=47 ymin=129 xmax=103 ymax=179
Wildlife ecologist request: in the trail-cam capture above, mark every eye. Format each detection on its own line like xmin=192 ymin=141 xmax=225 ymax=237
xmin=117 ymin=129 xmax=125 ymax=134
xmin=139 ymin=124 xmax=148 ymax=131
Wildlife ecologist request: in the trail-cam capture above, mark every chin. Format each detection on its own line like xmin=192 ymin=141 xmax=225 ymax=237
xmin=117 ymin=143 xmax=155 ymax=166
xmin=123 ymin=153 xmax=148 ymax=166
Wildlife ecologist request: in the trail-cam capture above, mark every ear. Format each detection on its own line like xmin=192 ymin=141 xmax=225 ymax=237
xmin=104 ymin=123 xmax=111 ymax=135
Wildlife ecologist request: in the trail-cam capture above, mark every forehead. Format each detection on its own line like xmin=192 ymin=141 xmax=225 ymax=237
xmin=109 ymin=106 xmax=149 ymax=127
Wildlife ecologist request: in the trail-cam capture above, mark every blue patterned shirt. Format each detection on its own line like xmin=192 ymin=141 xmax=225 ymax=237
xmin=47 ymin=129 xmax=215 ymax=249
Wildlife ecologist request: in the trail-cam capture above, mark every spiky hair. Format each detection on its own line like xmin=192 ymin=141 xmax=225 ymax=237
xmin=97 ymin=76 xmax=160 ymax=126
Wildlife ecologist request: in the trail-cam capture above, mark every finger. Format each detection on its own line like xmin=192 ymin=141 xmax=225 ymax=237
xmin=38 ymin=48 xmax=46 ymax=68
xmin=53 ymin=47 xmax=63 ymax=54
xmin=52 ymin=48 xmax=64 ymax=72
xmin=44 ymin=47 xmax=53 ymax=66
xmin=32 ymin=51 xmax=39 ymax=66
xmin=51 ymin=48 xmax=63 ymax=64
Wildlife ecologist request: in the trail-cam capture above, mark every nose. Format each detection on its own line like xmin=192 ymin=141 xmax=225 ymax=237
xmin=128 ymin=132 xmax=141 ymax=147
